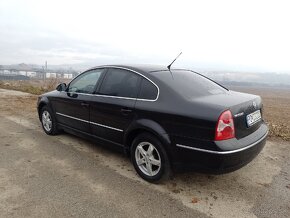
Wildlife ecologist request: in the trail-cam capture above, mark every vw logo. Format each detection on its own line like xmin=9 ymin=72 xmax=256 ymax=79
xmin=253 ymin=101 xmax=257 ymax=109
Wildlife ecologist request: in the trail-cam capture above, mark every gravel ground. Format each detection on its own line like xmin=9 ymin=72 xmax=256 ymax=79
xmin=0 ymin=88 xmax=289 ymax=218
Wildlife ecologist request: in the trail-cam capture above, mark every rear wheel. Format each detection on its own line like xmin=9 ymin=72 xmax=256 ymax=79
xmin=131 ymin=133 xmax=171 ymax=183
xmin=40 ymin=106 xmax=59 ymax=135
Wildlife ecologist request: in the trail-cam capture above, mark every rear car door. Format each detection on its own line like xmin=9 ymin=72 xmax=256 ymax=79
xmin=90 ymin=68 xmax=142 ymax=144
xmin=52 ymin=68 xmax=105 ymax=133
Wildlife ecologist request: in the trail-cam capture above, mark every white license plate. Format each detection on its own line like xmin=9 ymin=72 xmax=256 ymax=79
xmin=246 ymin=110 xmax=262 ymax=127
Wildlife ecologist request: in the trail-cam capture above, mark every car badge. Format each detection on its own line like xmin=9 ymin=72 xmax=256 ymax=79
xmin=253 ymin=101 xmax=257 ymax=109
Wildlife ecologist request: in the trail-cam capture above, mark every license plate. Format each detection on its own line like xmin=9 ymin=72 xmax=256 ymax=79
xmin=246 ymin=110 xmax=261 ymax=127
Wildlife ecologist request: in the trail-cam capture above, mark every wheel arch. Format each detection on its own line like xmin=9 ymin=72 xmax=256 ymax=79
xmin=37 ymin=96 xmax=50 ymax=120
xmin=124 ymin=119 xmax=173 ymax=159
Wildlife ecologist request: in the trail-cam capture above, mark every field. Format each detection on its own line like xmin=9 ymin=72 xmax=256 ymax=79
xmin=0 ymin=80 xmax=289 ymax=141
xmin=0 ymin=78 xmax=70 ymax=95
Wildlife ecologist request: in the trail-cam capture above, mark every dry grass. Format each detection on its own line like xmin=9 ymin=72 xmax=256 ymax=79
xmin=0 ymin=78 xmax=69 ymax=95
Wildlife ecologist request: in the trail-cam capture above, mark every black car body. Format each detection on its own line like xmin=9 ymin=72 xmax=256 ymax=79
xmin=37 ymin=65 xmax=268 ymax=182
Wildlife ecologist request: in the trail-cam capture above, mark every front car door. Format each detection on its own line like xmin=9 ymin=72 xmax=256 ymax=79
xmin=90 ymin=68 xmax=142 ymax=145
xmin=51 ymin=68 xmax=105 ymax=133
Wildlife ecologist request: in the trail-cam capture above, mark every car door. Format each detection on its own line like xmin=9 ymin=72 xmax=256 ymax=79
xmin=89 ymin=68 xmax=142 ymax=145
xmin=51 ymin=68 xmax=105 ymax=133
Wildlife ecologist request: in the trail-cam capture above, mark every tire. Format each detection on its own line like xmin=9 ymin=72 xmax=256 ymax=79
xmin=40 ymin=106 xmax=59 ymax=135
xmin=131 ymin=133 xmax=172 ymax=183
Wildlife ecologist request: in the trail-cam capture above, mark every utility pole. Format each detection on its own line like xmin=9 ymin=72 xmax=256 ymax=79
xmin=43 ymin=61 xmax=47 ymax=81
xmin=42 ymin=66 xmax=45 ymax=81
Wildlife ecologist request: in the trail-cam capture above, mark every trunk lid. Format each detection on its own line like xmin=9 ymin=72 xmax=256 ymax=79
xmin=192 ymin=90 xmax=263 ymax=139
xmin=229 ymin=92 xmax=263 ymax=139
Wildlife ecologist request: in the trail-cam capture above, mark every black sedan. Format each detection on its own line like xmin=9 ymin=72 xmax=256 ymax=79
xmin=37 ymin=65 xmax=268 ymax=182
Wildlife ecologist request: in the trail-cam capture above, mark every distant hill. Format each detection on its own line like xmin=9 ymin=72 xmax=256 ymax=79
xmin=0 ymin=63 xmax=79 ymax=73
xmin=0 ymin=63 xmax=38 ymax=71
xmin=202 ymin=71 xmax=290 ymax=87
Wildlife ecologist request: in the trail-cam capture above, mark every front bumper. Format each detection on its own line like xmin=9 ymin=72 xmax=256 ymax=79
xmin=173 ymin=123 xmax=268 ymax=173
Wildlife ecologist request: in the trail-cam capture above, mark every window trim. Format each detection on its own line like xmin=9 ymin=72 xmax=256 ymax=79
xmin=138 ymin=78 xmax=159 ymax=101
xmin=65 ymin=66 xmax=159 ymax=102
xmin=113 ymin=66 xmax=159 ymax=101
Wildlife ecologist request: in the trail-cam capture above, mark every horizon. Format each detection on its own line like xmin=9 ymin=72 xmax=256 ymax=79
xmin=2 ymin=62 xmax=290 ymax=75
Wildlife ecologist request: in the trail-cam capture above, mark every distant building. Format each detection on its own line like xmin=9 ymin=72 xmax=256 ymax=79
xmin=26 ymin=71 xmax=37 ymax=77
xmin=63 ymin=73 xmax=73 ymax=79
xmin=46 ymin=72 xmax=57 ymax=78
xmin=18 ymin=71 xmax=27 ymax=76
xmin=0 ymin=63 xmax=78 ymax=80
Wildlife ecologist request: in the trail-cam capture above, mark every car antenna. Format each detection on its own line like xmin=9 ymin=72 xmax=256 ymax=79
xmin=167 ymin=52 xmax=182 ymax=79
xmin=167 ymin=52 xmax=182 ymax=71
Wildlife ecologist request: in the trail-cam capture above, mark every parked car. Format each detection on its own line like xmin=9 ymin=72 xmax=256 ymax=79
xmin=37 ymin=65 xmax=268 ymax=182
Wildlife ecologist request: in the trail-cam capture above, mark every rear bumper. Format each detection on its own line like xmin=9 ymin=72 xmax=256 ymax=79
xmin=173 ymin=123 xmax=268 ymax=173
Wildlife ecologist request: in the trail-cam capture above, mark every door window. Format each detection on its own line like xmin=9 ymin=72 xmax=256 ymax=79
xmin=68 ymin=69 xmax=104 ymax=94
xmin=99 ymin=68 xmax=141 ymax=98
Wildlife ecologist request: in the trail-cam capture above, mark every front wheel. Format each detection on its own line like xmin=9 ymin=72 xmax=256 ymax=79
xmin=40 ymin=106 xmax=59 ymax=135
xmin=131 ymin=133 xmax=171 ymax=183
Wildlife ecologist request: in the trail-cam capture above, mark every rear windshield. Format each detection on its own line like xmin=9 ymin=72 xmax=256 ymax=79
xmin=153 ymin=70 xmax=227 ymax=98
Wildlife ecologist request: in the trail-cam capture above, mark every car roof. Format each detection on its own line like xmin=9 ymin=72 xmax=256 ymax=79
xmin=93 ymin=64 xmax=188 ymax=74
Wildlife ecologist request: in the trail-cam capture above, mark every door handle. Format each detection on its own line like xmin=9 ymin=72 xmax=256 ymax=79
xmin=121 ymin=108 xmax=132 ymax=115
xmin=81 ymin=102 xmax=89 ymax=107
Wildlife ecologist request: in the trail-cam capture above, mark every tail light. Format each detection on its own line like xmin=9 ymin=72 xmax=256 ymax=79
xmin=215 ymin=110 xmax=235 ymax=141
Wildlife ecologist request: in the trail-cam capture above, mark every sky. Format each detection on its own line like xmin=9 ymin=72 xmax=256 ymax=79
xmin=0 ymin=0 xmax=290 ymax=72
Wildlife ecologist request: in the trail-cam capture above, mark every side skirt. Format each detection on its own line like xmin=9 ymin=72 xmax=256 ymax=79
xmin=58 ymin=123 xmax=125 ymax=153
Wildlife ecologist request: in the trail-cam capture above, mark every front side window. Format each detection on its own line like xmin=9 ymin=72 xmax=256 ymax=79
xmin=99 ymin=68 xmax=141 ymax=98
xmin=68 ymin=69 xmax=104 ymax=94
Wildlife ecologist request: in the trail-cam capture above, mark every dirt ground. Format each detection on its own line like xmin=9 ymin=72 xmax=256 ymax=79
xmin=0 ymin=88 xmax=289 ymax=218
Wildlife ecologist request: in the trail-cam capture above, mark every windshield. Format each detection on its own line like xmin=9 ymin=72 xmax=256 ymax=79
xmin=153 ymin=70 xmax=227 ymax=99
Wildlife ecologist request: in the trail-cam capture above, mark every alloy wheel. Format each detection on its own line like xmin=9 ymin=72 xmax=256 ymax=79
xmin=42 ymin=111 xmax=52 ymax=132
xmin=135 ymin=142 xmax=161 ymax=176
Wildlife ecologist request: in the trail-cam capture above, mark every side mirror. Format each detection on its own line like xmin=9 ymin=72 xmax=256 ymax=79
xmin=56 ymin=83 xmax=67 ymax=91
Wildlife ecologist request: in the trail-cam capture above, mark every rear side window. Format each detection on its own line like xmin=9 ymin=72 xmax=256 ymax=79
xmin=138 ymin=79 xmax=158 ymax=100
xmin=99 ymin=68 xmax=141 ymax=98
